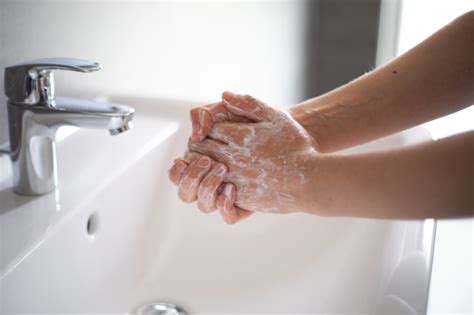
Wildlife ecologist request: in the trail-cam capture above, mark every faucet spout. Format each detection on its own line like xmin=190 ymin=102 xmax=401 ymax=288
xmin=52 ymin=96 xmax=134 ymax=134
xmin=4 ymin=58 xmax=135 ymax=195
xmin=7 ymin=97 xmax=135 ymax=195
xmin=110 ymin=123 xmax=132 ymax=135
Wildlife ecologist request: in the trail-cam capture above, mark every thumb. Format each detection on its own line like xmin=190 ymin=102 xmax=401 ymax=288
xmin=190 ymin=101 xmax=250 ymax=142
xmin=222 ymin=92 xmax=274 ymax=122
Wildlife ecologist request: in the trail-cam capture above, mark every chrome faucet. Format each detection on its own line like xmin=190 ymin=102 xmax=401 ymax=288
xmin=4 ymin=58 xmax=134 ymax=195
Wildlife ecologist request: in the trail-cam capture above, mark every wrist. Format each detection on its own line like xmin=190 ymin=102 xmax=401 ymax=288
xmin=296 ymin=149 xmax=332 ymax=216
xmin=289 ymin=100 xmax=329 ymax=153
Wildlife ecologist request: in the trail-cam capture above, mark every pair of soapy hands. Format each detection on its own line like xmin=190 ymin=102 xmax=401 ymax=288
xmin=168 ymin=91 xmax=319 ymax=224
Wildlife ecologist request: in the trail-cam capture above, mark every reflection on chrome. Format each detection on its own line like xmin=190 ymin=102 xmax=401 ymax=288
xmin=4 ymin=58 xmax=135 ymax=195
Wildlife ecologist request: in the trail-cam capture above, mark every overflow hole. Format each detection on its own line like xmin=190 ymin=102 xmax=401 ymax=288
xmin=86 ymin=212 xmax=100 ymax=238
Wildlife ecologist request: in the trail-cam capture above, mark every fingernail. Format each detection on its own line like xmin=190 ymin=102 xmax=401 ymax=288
xmin=197 ymin=157 xmax=210 ymax=167
xmin=223 ymin=183 xmax=234 ymax=197
xmin=222 ymin=91 xmax=235 ymax=102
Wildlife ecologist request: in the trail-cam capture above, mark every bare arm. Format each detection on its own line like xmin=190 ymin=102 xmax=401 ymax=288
xmin=169 ymin=12 xmax=474 ymax=223
xmin=186 ymin=96 xmax=473 ymax=220
xmin=306 ymin=131 xmax=473 ymax=219
xmin=290 ymin=11 xmax=474 ymax=152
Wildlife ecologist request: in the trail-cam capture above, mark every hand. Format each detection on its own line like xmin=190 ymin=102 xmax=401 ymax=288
xmin=189 ymin=91 xmax=252 ymax=142
xmin=188 ymin=93 xmax=319 ymax=214
xmin=169 ymin=150 xmax=253 ymax=224
xmin=169 ymin=91 xmax=258 ymax=224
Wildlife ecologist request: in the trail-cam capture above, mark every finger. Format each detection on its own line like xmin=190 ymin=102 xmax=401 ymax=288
xmin=184 ymin=150 xmax=204 ymax=163
xmin=178 ymin=156 xmax=212 ymax=203
xmin=187 ymin=137 xmax=232 ymax=164
xmin=207 ymin=101 xmax=250 ymax=123
xmin=168 ymin=158 xmax=189 ymax=185
xmin=235 ymin=207 xmax=254 ymax=222
xmin=216 ymin=183 xmax=238 ymax=224
xmin=190 ymin=102 xmax=250 ymax=142
xmin=197 ymin=163 xmax=227 ymax=213
xmin=216 ymin=183 xmax=253 ymax=224
xmin=221 ymin=204 xmax=254 ymax=225
xmin=208 ymin=122 xmax=255 ymax=145
xmin=216 ymin=182 xmax=233 ymax=212
xmin=190 ymin=105 xmax=213 ymax=142
xmin=222 ymin=92 xmax=272 ymax=122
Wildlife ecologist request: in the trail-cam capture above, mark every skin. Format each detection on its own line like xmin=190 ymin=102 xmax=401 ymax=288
xmin=169 ymin=151 xmax=253 ymax=224
xmin=188 ymin=95 xmax=319 ymax=214
xmin=169 ymin=11 xmax=474 ymax=223
xmin=308 ymin=131 xmax=473 ymax=219
xmin=290 ymin=10 xmax=474 ymax=153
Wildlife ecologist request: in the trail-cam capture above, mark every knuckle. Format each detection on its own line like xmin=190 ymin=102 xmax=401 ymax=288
xmin=184 ymin=151 xmax=198 ymax=161
xmin=187 ymin=140 xmax=207 ymax=155
xmin=214 ymin=163 xmax=228 ymax=176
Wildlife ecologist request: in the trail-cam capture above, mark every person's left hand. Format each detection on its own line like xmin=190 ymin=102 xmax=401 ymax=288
xmin=169 ymin=150 xmax=254 ymax=224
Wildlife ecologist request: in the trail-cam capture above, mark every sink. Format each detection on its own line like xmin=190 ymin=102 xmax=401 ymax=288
xmin=0 ymin=96 xmax=435 ymax=314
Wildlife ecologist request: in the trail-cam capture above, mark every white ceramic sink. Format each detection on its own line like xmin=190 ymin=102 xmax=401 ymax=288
xmin=0 ymin=96 xmax=435 ymax=314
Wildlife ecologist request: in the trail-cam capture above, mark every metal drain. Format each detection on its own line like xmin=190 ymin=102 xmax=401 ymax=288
xmin=136 ymin=303 xmax=187 ymax=315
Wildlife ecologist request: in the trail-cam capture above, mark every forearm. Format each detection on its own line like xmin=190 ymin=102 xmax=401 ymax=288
xmin=305 ymin=131 xmax=473 ymax=219
xmin=290 ymin=11 xmax=474 ymax=153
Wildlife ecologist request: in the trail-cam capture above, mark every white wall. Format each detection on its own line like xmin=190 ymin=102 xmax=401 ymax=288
xmin=0 ymin=0 xmax=308 ymax=144
xmin=398 ymin=0 xmax=474 ymax=141
xmin=396 ymin=1 xmax=473 ymax=313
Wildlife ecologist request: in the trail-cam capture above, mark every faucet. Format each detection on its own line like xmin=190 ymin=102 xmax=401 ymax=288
xmin=4 ymin=58 xmax=134 ymax=196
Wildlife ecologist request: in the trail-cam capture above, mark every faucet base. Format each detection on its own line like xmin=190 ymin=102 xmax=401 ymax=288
xmin=8 ymin=102 xmax=57 ymax=196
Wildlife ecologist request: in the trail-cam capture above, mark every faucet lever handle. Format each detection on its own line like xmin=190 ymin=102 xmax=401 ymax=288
xmin=4 ymin=58 xmax=102 ymax=106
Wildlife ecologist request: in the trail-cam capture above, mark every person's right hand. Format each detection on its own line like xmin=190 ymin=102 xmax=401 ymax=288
xmin=189 ymin=91 xmax=252 ymax=142
xmin=169 ymin=91 xmax=259 ymax=224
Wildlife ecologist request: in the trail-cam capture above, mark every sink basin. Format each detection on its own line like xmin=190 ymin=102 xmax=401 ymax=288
xmin=0 ymin=96 xmax=435 ymax=314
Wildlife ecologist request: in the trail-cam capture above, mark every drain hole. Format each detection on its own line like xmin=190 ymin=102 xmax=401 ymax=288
xmin=86 ymin=212 xmax=100 ymax=238
xmin=136 ymin=303 xmax=187 ymax=315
